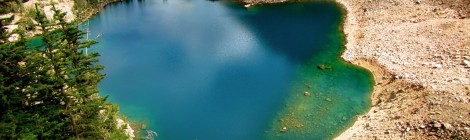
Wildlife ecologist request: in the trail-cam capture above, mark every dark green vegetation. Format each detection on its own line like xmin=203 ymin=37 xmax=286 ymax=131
xmin=0 ymin=5 xmax=129 ymax=139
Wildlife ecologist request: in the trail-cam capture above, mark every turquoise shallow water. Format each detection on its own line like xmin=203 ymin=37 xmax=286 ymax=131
xmin=87 ymin=0 xmax=373 ymax=139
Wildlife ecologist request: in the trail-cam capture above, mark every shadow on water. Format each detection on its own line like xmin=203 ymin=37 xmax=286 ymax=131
xmin=223 ymin=2 xmax=344 ymax=64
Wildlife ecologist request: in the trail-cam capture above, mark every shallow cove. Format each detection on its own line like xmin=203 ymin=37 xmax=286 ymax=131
xmin=87 ymin=0 xmax=373 ymax=139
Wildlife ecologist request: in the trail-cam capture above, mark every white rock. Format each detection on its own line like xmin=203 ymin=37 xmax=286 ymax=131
xmin=5 ymin=25 xmax=18 ymax=33
xmin=419 ymin=125 xmax=426 ymax=129
xmin=432 ymin=63 xmax=442 ymax=68
xmin=463 ymin=60 xmax=470 ymax=67
xmin=8 ymin=34 xmax=19 ymax=42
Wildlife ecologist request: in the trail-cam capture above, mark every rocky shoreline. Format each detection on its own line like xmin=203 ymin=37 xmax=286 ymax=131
xmin=242 ymin=0 xmax=470 ymax=139
xmin=335 ymin=0 xmax=469 ymax=139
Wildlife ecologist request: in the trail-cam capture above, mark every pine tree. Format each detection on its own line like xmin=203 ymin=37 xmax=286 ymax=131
xmin=0 ymin=4 xmax=129 ymax=139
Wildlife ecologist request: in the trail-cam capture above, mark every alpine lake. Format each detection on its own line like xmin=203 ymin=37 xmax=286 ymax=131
xmin=86 ymin=0 xmax=374 ymax=139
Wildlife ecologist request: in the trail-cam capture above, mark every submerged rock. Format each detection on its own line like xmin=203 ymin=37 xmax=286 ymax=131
xmin=317 ymin=64 xmax=332 ymax=70
xmin=305 ymin=84 xmax=312 ymax=89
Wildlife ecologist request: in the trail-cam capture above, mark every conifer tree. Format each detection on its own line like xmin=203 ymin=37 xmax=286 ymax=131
xmin=1 ymin=4 xmax=129 ymax=139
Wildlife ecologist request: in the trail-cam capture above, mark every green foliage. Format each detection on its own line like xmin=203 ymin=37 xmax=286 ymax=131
xmin=0 ymin=5 xmax=129 ymax=139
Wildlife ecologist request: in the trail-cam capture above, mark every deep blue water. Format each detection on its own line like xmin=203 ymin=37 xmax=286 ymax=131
xmin=87 ymin=0 xmax=372 ymax=139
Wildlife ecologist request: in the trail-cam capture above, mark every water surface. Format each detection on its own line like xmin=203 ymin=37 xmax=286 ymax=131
xmin=87 ymin=0 xmax=373 ymax=139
